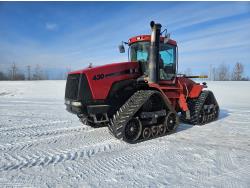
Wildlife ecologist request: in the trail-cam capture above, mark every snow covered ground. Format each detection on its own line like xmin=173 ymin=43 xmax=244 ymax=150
xmin=0 ymin=81 xmax=249 ymax=187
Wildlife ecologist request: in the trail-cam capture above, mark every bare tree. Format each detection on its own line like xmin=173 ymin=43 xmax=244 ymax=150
xmin=6 ymin=63 xmax=25 ymax=80
xmin=217 ymin=63 xmax=230 ymax=81
xmin=212 ymin=67 xmax=216 ymax=81
xmin=32 ymin=64 xmax=44 ymax=80
xmin=209 ymin=64 xmax=214 ymax=81
xmin=10 ymin=63 xmax=17 ymax=80
xmin=27 ymin=65 xmax=31 ymax=80
xmin=232 ymin=62 xmax=244 ymax=81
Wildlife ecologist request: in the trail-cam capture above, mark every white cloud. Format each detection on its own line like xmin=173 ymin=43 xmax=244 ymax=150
xmin=45 ymin=22 xmax=58 ymax=31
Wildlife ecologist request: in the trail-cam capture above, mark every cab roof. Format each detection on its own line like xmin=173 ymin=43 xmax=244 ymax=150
xmin=128 ymin=35 xmax=177 ymax=46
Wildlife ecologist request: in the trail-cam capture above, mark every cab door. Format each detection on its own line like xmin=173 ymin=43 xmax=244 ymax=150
xmin=158 ymin=44 xmax=177 ymax=81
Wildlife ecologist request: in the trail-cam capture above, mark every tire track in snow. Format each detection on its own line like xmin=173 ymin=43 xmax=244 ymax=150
xmin=215 ymin=149 xmax=238 ymax=173
xmin=80 ymin=141 xmax=187 ymax=186
xmin=224 ymin=119 xmax=250 ymax=124
xmin=0 ymin=140 xmax=120 ymax=172
xmin=0 ymin=127 xmax=111 ymax=153
xmin=0 ymin=131 xmax=84 ymax=152
xmin=225 ymin=109 xmax=250 ymax=124
xmin=80 ymin=142 xmax=164 ymax=180
xmin=0 ymin=114 xmax=48 ymax=119
xmin=1 ymin=125 xmax=89 ymax=138
xmin=0 ymin=120 xmax=72 ymax=132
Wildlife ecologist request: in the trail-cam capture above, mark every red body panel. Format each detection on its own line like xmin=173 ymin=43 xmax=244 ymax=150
xmin=149 ymin=77 xmax=205 ymax=111
xmin=189 ymin=84 xmax=203 ymax=98
xmin=69 ymin=62 xmax=140 ymax=100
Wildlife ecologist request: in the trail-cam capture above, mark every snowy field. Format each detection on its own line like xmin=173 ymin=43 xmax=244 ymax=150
xmin=0 ymin=81 xmax=249 ymax=187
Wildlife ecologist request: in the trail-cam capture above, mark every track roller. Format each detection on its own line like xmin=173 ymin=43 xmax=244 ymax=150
xmin=158 ymin=124 xmax=166 ymax=135
xmin=142 ymin=127 xmax=151 ymax=139
xmin=151 ymin=126 xmax=159 ymax=137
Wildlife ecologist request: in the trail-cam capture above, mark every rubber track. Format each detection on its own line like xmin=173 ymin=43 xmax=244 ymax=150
xmin=187 ymin=90 xmax=219 ymax=125
xmin=108 ymin=90 xmax=156 ymax=141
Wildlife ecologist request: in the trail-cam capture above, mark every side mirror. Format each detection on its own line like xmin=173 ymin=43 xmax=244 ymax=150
xmin=119 ymin=44 xmax=125 ymax=53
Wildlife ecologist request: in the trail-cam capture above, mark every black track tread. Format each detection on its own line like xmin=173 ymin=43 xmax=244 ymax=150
xmin=183 ymin=90 xmax=219 ymax=125
xmin=108 ymin=90 xmax=158 ymax=141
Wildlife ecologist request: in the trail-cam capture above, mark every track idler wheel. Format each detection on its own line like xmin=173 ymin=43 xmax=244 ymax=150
xmin=124 ymin=118 xmax=142 ymax=143
xmin=164 ymin=112 xmax=178 ymax=132
xmin=142 ymin=127 xmax=151 ymax=139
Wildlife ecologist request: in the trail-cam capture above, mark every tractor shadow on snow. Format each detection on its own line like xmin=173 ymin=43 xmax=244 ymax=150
xmin=176 ymin=108 xmax=229 ymax=133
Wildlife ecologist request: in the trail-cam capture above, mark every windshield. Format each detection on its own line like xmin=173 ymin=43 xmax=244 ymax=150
xmin=130 ymin=42 xmax=177 ymax=80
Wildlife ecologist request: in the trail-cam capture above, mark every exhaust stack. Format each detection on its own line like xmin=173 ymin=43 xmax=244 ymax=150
xmin=148 ymin=21 xmax=162 ymax=83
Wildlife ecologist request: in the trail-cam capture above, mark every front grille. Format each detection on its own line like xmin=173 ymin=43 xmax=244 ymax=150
xmin=78 ymin=74 xmax=92 ymax=103
xmin=65 ymin=73 xmax=93 ymax=104
xmin=65 ymin=74 xmax=80 ymax=100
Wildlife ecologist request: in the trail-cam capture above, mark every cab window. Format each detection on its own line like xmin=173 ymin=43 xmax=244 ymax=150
xmin=159 ymin=44 xmax=176 ymax=80
xmin=130 ymin=42 xmax=176 ymax=80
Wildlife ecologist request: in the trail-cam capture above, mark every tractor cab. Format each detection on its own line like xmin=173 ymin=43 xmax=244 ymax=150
xmin=120 ymin=34 xmax=178 ymax=81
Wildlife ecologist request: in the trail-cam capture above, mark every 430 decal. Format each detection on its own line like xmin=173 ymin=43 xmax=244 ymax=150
xmin=93 ymin=74 xmax=105 ymax=80
xmin=92 ymin=69 xmax=132 ymax=81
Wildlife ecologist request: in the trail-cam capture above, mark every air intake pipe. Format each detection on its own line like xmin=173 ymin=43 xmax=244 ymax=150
xmin=148 ymin=21 xmax=162 ymax=83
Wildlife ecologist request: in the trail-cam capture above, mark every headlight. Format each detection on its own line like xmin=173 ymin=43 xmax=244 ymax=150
xmin=71 ymin=101 xmax=82 ymax=107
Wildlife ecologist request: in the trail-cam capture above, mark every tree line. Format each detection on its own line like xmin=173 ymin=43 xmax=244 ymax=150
xmin=184 ymin=62 xmax=249 ymax=81
xmin=0 ymin=63 xmax=48 ymax=81
xmin=209 ymin=62 xmax=249 ymax=81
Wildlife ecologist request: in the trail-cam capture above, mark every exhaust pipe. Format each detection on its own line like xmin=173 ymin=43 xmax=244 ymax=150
xmin=148 ymin=21 xmax=162 ymax=83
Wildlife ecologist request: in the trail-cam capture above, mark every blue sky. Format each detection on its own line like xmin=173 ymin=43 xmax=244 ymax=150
xmin=0 ymin=1 xmax=250 ymax=79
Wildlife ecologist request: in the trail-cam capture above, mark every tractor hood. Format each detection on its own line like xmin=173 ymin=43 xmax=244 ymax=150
xmin=67 ymin=61 xmax=140 ymax=100
xmin=68 ymin=61 xmax=138 ymax=75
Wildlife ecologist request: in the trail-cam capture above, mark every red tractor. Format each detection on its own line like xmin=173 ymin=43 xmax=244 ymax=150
xmin=65 ymin=21 xmax=219 ymax=143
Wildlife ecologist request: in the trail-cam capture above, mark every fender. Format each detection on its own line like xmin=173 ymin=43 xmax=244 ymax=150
xmin=189 ymin=84 xmax=204 ymax=98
